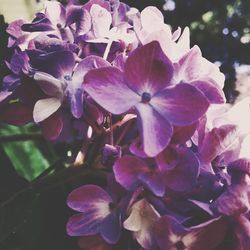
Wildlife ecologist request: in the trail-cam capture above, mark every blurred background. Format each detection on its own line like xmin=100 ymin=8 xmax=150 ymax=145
xmin=0 ymin=0 xmax=249 ymax=250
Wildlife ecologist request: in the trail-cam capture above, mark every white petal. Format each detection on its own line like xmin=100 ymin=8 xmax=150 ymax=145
xmin=33 ymin=97 xmax=62 ymax=123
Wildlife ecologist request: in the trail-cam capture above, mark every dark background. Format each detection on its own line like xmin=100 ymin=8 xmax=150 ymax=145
xmin=0 ymin=0 xmax=249 ymax=249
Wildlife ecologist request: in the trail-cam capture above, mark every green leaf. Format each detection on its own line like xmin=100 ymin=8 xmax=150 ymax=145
xmin=0 ymin=124 xmax=58 ymax=182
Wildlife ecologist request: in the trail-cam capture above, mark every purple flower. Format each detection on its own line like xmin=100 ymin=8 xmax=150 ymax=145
xmin=113 ymin=146 xmax=200 ymax=196
xmin=154 ymin=215 xmax=227 ymax=250
xmin=32 ymin=51 xmax=109 ymax=122
xmin=67 ymin=185 xmax=122 ymax=244
xmin=84 ymin=41 xmax=209 ymax=156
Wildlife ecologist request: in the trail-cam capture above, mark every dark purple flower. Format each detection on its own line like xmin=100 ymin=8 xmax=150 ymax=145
xmin=67 ymin=185 xmax=122 ymax=244
xmin=32 ymin=51 xmax=109 ymax=122
xmin=84 ymin=41 xmax=209 ymax=156
xmin=211 ymin=158 xmax=250 ymax=217
xmin=113 ymin=146 xmax=200 ymax=196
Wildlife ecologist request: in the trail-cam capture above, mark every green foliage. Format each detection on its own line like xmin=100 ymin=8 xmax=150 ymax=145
xmin=0 ymin=125 xmax=58 ymax=182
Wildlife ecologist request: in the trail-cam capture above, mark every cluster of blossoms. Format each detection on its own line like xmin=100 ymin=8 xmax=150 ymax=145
xmin=1 ymin=0 xmax=250 ymax=249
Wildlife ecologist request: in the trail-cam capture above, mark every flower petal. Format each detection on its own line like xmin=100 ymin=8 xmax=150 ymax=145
xmin=139 ymin=171 xmax=165 ymax=197
xmin=0 ymin=91 xmax=12 ymax=103
xmin=151 ymin=83 xmax=209 ymax=126
xmin=113 ymin=155 xmax=148 ymax=191
xmin=177 ymin=45 xmax=225 ymax=89
xmin=90 ymin=4 xmax=112 ymax=38
xmin=163 ymin=147 xmax=200 ymax=192
xmin=154 ymin=215 xmax=188 ymax=250
xmin=74 ymin=55 xmax=110 ymax=88
xmin=69 ymin=88 xmax=84 ymax=119
xmin=199 ymin=124 xmax=238 ymax=164
xmin=84 ymin=67 xmax=140 ymax=114
xmin=124 ymin=199 xmax=160 ymax=249
xmin=124 ymin=41 xmax=174 ymax=95
xmin=40 ymin=110 xmax=63 ymax=140
xmin=33 ymin=97 xmax=62 ymax=123
xmin=135 ymin=102 xmax=173 ymax=157
xmin=30 ymin=50 xmax=75 ymax=79
xmin=67 ymin=213 xmax=102 ymax=236
xmin=67 ymin=185 xmax=112 ymax=212
xmin=191 ymin=80 xmax=226 ymax=104
xmin=45 ymin=1 xmax=66 ymax=27
xmin=34 ymin=72 xmax=63 ymax=97
xmin=100 ymin=211 xmax=121 ymax=244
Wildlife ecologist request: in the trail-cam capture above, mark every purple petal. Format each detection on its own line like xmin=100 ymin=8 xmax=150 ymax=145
xmin=6 ymin=19 xmax=25 ymax=37
xmin=154 ymin=215 xmax=188 ymax=249
xmin=83 ymin=0 xmax=110 ymax=12
xmin=9 ymin=51 xmax=29 ymax=75
xmin=67 ymin=185 xmax=112 ymax=212
xmin=191 ymin=80 xmax=226 ymax=104
xmin=83 ymin=67 xmax=140 ymax=114
xmin=31 ymin=50 xmax=75 ymax=79
xmin=139 ymin=171 xmax=165 ymax=197
xmin=69 ymin=88 xmax=84 ymax=118
xmin=124 ymin=41 xmax=174 ymax=95
xmin=163 ymin=147 xmax=200 ymax=192
xmin=100 ymin=211 xmax=121 ymax=244
xmin=211 ymin=185 xmax=250 ymax=216
xmin=67 ymin=185 xmax=113 ymax=236
xmin=73 ymin=55 xmax=110 ymax=87
xmin=187 ymin=219 xmax=228 ymax=250
xmin=3 ymin=74 xmax=20 ymax=88
xmin=21 ymin=13 xmax=53 ymax=32
xmin=113 ymin=155 xmax=148 ymax=191
xmin=67 ymin=213 xmax=102 ymax=236
xmin=34 ymin=72 xmax=63 ymax=96
xmin=156 ymin=146 xmax=179 ymax=171
xmin=151 ymin=83 xmax=209 ymax=126
xmin=33 ymin=97 xmax=62 ymax=123
xmin=129 ymin=137 xmax=148 ymax=158
xmin=41 ymin=110 xmax=63 ymax=140
xmin=135 ymin=103 xmax=173 ymax=157
xmin=171 ymin=123 xmax=197 ymax=144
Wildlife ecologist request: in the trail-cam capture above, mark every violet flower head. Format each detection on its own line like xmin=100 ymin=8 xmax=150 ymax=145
xmin=32 ymin=51 xmax=109 ymax=122
xmin=84 ymin=41 xmax=209 ymax=156
xmin=67 ymin=185 xmax=122 ymax=244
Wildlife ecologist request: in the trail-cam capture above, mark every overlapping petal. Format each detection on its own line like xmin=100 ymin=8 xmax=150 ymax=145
xmin=151 ymin=83 xmax=209 ymax=126
xmin=124 ymin=41 xmax=174 ymax=95
xmin=113 ymin=155 xmax=148 ymax=191
xmin=135 ymin=103 xmax=173 ymax=157
xmin=84 ymin=67 xmax=140 ymax=114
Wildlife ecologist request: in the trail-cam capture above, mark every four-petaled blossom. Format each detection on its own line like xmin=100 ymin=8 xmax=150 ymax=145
xmin=67 ymin=185 xmax=122 ymax=244
xmin=84 ymin=41 xmax=209 ymax=156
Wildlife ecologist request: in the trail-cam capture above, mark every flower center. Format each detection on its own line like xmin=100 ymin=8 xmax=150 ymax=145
xmin=64 ymin=75 xmax=72 ymax=81
xmin=56 ymin=23 xmax=62 ymax=29
xmin=141 ymin=92 xmax=151 ymax=103
xmin=109 ymin=202 xmax=116 ymax=211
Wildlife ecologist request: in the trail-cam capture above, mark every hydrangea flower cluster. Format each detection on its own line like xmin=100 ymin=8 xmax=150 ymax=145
xmin=1 ymin=0 xmax=250 ymax=249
